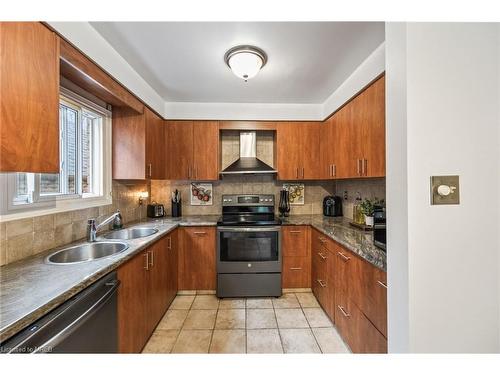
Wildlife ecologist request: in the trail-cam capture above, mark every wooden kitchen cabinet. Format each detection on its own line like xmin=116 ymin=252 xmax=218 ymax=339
xmin=113 ymin=106 xmax=166 ymax=180
xmin=167 ymin=121 xmax=219 ymax=180
xmin=282 ymin=226 xmax=311 ymax=288
xmin=0 ymin=22 xmax=60 ymax=173
xmin=117 ymin=234 xmax=178 ymax=353
xmin=321 ymin=75 xmax=385 ymax=179
xmin=276 ymin=122 xmax=321 ymax=180
xmin=178 ymin=227 xmax=216 ymax=290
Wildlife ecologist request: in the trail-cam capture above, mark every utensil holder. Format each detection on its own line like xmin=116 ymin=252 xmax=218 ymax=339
xmin=171 ymin=201 xmax=182 ymax=218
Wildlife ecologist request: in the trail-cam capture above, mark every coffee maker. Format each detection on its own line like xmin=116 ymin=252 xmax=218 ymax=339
xmin=323 ymin=195 xmax=343 ymax=217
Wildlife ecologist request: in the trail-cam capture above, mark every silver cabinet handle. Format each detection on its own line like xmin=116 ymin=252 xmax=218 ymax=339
xmin=148 ymin=163 xmax=152 ymax=177
xmin=357 ymin=159 xmax=361 ymax=176
xmin=318 ymin=252 xmax=327 ymax=260
xmin=167 ymin=236 xmax=172 ymax=250
xmin=296 ymin=168 xmax=299 ymax=179
xmin=337 ymin=252 xmax=351 ymax=262
xmin=316 ymin=279 xmax=327 ymax=288
xmin=289 ymin=230 xmax=302 ymax=234
xmin=290 ymin=267 xmax=302 ymax=271
xmin=187 ymin=166 xmax=191 ymax=179
xmin=302 ymin=167 xmax=304 ymax=179
xmin=363 ymin=159 xmax=367 ymax=176
xmin=148 ymin=250 xmax=154 ymax=267
xmin=337 ymin=305 xmax=350 ymax=318
xmin=143 ymin=252 xmax=149 ymax=271
xmin=194 ymin=231 xmax=207 ymax=235
xmin=333 ymin=164 xmax=336 ymax=177
xmin=377 ymin=280 xmax=387 ymax=289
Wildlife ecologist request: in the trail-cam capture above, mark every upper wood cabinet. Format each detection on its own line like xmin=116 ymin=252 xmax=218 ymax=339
xmin=322 ymin=76 xmax=385 ymax=179
xmin=0 ymin=22 xmax=60 ymax=173
xmin=276 ymin=122 xmax=321 ymax=180
xmin=113 ymin=107 xmax=166 ymax=180
xmin=167 ymin=121 xmax=219 ymax=180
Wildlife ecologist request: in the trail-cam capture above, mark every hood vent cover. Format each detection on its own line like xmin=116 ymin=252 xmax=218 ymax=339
xmin=220 ymin=131 xmax=277 ymax=175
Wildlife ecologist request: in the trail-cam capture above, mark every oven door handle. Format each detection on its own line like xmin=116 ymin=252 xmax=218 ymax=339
xmin=217 ymin=226 xmax=282 ymax=232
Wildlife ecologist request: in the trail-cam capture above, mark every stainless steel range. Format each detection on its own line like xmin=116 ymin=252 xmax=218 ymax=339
xmin=216 ymin=194 xmax=282 ymax=298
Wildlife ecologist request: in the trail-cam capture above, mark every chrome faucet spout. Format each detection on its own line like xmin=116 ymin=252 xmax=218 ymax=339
xmin=87 ymin=211 xmax=123 ymax=242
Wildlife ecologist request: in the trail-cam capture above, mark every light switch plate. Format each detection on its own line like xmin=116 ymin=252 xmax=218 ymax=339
xmin=430 ymin=175 xmax=460 ymax=205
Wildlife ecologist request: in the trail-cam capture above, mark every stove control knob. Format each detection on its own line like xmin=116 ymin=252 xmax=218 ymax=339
xmin=247 ymin=263 xmax=252 ymax=268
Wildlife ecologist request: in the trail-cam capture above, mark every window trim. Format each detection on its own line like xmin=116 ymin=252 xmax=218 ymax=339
xmin=0 ymin=88 xmax=113 ymax=222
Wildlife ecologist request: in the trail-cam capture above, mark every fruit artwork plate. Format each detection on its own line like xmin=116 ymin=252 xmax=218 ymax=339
xmin=190 ymin=182 xmax=213 ymax=206
xmin=283 ymin=183 xmax=305 ymax=205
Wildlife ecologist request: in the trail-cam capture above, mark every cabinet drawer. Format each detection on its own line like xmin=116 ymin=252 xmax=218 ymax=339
xmin=311 ymin=228 xmax=331 ymax=252
xmin=282 ymin=226 xmax=310 ymax=257
xmin=311 ymin=249 xmax=329 ymax=309
xmin=283 ymin=256 xmax=310 ymax=288
xmin=335 ymin=298 xmax=387 ymax=353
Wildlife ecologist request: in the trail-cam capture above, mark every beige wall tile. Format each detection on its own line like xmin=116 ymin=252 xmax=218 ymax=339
xmin=0 ymin=222 xmax=6 ymax=242
xmin=6 ymin=233 xmax=34 ymax=263
xmin=33 ymin=230 xmax=55 ymax=254
xmin=72 ymin=220 xmax=87 ymax=241
xmin=6 ymin=218 xmax=33 ymax=239
xmin=54 ymin=211 xmax=72 ymax=226
xmin=33 ymin=215 xmax=55 ymax=232
xmin=54 ymin=224 xmax=73 ymax=247
xmin=0 ymin=241 xmax=6 ymax=266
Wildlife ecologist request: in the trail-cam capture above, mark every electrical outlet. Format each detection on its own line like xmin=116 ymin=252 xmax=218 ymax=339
xmin=343 ymin=191 xmax=348 ymax=200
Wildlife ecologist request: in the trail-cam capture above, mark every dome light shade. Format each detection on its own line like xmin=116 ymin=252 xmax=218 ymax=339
xmin=224 ymin=45 xmax=267 ymax=82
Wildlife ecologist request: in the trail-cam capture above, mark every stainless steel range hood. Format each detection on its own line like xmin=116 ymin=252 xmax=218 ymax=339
xmin=220 ymin=131 xmax=277 ymax=175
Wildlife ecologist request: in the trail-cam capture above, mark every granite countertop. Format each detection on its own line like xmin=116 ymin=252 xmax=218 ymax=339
xmin=0 ymin=213 xmax=384 ymax=343
xmin=0 ymin=216 xmax=219 ymax=342
xmin=281 ymin=215 xmax=386 ymax=272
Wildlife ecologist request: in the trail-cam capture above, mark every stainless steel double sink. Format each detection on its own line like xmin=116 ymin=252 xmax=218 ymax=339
xmin=46 ymin=227 xmax=159 ymax=264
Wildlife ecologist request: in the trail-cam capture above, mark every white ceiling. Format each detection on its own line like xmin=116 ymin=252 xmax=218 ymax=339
xmin=90 ymin=22 xmax=384 ymax=104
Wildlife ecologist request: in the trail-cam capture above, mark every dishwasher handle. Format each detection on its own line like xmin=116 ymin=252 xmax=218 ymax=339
xmin=34 ymin=279 xmax=120 ymax=353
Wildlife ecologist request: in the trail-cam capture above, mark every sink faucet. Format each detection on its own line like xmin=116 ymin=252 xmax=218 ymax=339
xmin=87 ymin=211 xmax=123 ymax=242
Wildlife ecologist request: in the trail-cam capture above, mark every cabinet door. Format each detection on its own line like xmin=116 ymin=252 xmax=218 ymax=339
xmin=362 ymin=76 xmax=385 ymax=177
xmin=168 ymin=121 xmax=193 ymax=180
xmin=117 ymin=249 xmax=149 ymax=353
xmin=179 ymin=227 xmax=216 ymax=290
xmin=276 ymin=123 xmax=302 ymax=180
xmin=301 ymin=122 xmax=321 ymax=179
xmin=320 ymin=117 xmax=336 ymax=179
xmin=145 ymin=108 xmax=166 ymax=179
xmin=166 ymin=230 xmax=178 ymax=307
xmin=311 ymin=246 xmax=329 ymax=308
xmin=332 ymin=105 xmax=354 ymax=178
xmin=1 ymin=22 xmax=60 ymax=173
xmin=113 ymin=106 xmax=146 ymax=179
xmin=192 ymin=121 xmax=219 ymax=180
xmin=147 ymin=238 xmax=169 ymax=332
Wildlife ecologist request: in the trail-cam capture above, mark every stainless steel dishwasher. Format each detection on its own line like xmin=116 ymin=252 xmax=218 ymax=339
xmin=1 ymin=272 xmax=120 ymax=354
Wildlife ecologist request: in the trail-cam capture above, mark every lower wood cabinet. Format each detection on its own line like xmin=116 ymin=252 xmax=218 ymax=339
xmin=311 ymin=228 xmax=387 ymax=353
xmin=117 ymin=232 xmax=178 ymax=353
xmin=178 ymin=226 xmax=216 ymax=290
xmin=282 ymin=226 xmax=311 ymax=288
xmin=283 ymin=256 xmax=310 ymax=288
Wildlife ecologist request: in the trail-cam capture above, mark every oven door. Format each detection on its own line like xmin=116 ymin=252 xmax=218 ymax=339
xmin=217 ymin=226 xmax=281 ymax=273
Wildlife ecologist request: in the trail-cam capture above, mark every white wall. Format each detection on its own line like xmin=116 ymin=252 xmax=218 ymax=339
xmin=48 ymin=22 xmax=165 ymax=116
xmin=386 ymin=22 xmax=500 ymax=353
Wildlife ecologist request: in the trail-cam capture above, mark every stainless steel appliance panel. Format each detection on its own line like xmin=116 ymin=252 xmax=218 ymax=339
xmin=217 ymin=273 xmax=282 ymax=298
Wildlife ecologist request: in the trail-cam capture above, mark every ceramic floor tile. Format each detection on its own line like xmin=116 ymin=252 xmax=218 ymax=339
xmin=272 ymin=293 xmax=300 ymax=309
xmin=209 ymin=330 xmax=246 ymax=353
xmin=280 ymin=328 xmax=321 ymax=353
xmin=246 ymin=298 xmax=273 ymax=309
xmin=246 ymin=329 xmax=283 ymax=354
xmin=191 ymin=294 xmax=220 ymax=309
xmin=142 ymin=329 xmax=179 ymax=353
xmin=171 ymin=329 xmax=212 ymax=353
xmin=275 ymin=308 xmax=309 ymax=328
xmin=312 ymin=328 xmax=350 ymax=353
xmin=215 ymin=309 xmax=246 ymax=329
xmin=157 ymin=309 xmax=189 ymax=330
xmin=296 ymin=293 xmax=320 ymax=308
xmin=246 ymin=308 xmax=277 ymax=329
xmin=183 ymin=309 xmax=217 ymax=329
xmin=303 ymin=308 xmax=333 ymax=328
xmin=219 ymin=298 xmax=246 ymax=309
xmin=169 ymin=295 xmax=195 ymax=310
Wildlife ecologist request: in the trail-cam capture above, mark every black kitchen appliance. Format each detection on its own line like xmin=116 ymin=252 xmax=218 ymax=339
xmin=147 ymin=203 xmax=165 ymax=218
xmin=373 ymin=205 xmax=386 ymax=251
xmin=217 ymin=194 xmax=282 ymax=298
xmin=323 ymin=195 xmax=343 ymax=217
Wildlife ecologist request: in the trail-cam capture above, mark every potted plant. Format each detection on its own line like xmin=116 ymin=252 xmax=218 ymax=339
xmin=359 ymin=198 xmax=384 ymax=226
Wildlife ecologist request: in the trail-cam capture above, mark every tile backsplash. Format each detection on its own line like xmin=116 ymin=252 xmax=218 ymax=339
xmin=0 ymin=180 xmax=149 ymax=266
xmin=335 ymin=178 xmax=386 ymax=220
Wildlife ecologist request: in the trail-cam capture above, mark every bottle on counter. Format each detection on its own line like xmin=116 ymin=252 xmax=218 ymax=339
xmin=353 ymin=192 xmax=364 ymax=224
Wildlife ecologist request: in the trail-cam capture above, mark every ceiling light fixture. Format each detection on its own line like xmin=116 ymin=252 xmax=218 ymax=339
xmin=224 ymin=45 xmax=267 ymax=82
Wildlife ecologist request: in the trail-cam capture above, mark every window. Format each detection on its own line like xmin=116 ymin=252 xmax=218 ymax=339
xmin=2 ymin=88 xmax=112 ymax=216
